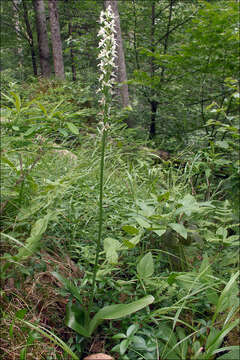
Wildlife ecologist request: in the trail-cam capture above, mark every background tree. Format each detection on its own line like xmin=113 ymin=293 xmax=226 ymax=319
xmin=12 ymin=0 xmax=23 ymax=70
xmin=104 ymin=0 xmax=134 ymax=128
xmin=22 ymin=0 xmax=38 ymax=76
xmin=33 ymin=0 xmax=52 ymax=77
xmin=48 ymin=0 xmax=65 ymax=79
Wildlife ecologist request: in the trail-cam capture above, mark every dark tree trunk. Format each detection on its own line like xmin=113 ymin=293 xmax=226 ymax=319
xmin=149 ymin=1 xmax=157 ymax=138
xmin=104 ymin=0 xmax=134 ymax=128
xmin=48 ymin=0 xmax=65 ymax=79
xmin=149 ymin=100 xmax=158 ymax=139
xmin=33 ymin=0 xmax=51 ymax=77
xmin=22 ymin=0 xmax=38 ymax=76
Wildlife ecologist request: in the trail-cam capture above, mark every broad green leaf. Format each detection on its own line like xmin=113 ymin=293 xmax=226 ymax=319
xmin=135 ymin=216 xmax=150 ymax=228
xmin=88 ymin=295 xmax=154 ymax=335
xmin=65 ymin=302 xmax=89 ymax=337
xmin=120 ymin=339 xmax=129 ymax=355
xmin=217 ymin=346 xmax=240 ymax=359
xmin=10 ymin=91 xmax=21 ymax=113
xmin=24 ymin=125 xmax=39 ymax=137
xmin=213 ymin=271 xmax=239 ymax=323
xmin=137 ymin=201 xmax=155 ymax=217
xmin=176 ymin=194 xmax=199 ymax=216
xmin=126 ymin=324 xmax=139 ymax=337
xmin=132 ymin=336 xmax=147 ymax=350
xmin=37 ymin=102 xmax=48 ymax=116
xmin=169 ymin=223 xmax=188 ymax=240
xmin=123 ymin=234 xmax=141 ymax=249
xmin=153 ymin=228 xmax=166 ymax=237
xmin=112 ymin=333 xmax=127 ymax=340
xmin=103 ymin=237 xmax=121 ymax=264
xmin=67 ymin=122 xmax=79 ymax=135
xmin=137 ymin=252 xmax=154 ymax=279
xmin=206 ymin=320 xmax=239 ymax=356
xmin=17 ymin=201 xmax=46 ymax=221
xmin=122 ymin=225 xmax=139 ymax=235
xmin=123 ymin=239 xmax=136 ymax=249
xmin=15 ymin=212 xmax=54 ymax=261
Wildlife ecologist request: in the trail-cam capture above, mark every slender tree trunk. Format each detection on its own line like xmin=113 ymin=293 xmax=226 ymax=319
xmin=149 ymin=1 xmax=158 ymax=138
xmin=12 ymin=0 xmax=23 ymax=69
xmin=22 ymin=0 xmax=38 ymax=76
xmin=149 ymin=100 xmax=158 ymax=139
xmin=64 ymin=0 xmax=76 ymax=81
xmin=68 ymin=23 xmax=76 ymax=81
xmin=104 ymin=0 xmax=134 ymax=127
xmin=149 ymin=0 xmax=174 ymax=139
xmin=48 ymin=0 xmax=65 ymax=79
xmin=33 ymin=0 xmax=51 ymax=77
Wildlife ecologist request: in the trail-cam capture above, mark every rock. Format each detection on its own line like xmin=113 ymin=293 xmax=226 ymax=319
xmin=83 ymin=354 xmax=114 ymax=360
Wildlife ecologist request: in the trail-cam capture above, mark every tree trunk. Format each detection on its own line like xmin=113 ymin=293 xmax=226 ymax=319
xmin=64 ymin=0 xmax=76 ymax=81
xmin=22 ymin=0 xmax=38 ymax=76
xmin=12 ymin=0 xmax=23 ymax=69
xmin=69 ymin=23 xmax=76 ymax=81
xmin=33 ymin=0 xmax=51 ymax=77
xmin=149 ymin=1 xmax=158 ymax=138
xmin=48 ymin=0 xmax=65 ymax=79
xmin=149 ymin=100 xmax=158 ymax=139
xmin=104 ymin=0 xmax=134 ymax=127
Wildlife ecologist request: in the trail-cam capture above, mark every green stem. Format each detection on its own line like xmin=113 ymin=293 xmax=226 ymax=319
xmin=88 ymin=128 xmax=107 ymax=320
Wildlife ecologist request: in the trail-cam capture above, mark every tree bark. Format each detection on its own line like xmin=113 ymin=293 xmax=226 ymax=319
xmin=68 ymin=23 xmax=77 ymax=81
xmin=64 ymin=0 xmax=76 ymax=81
xmin=33 ymin=0 xmax=51 ymax=77
xmin=149 ymin=100 xmax=158 ymax=139
xmin=48 ymin=0 xmax=65 ymax=79
xmin=22 ymin=0 xmax=38 ymax=76
xmin=12 ymin=0 xmax=23 ymax=69
xmin=104 ymin=0 xmax=134 ymax=127
xmin=149 ymin=1 xmax=158 ymax=139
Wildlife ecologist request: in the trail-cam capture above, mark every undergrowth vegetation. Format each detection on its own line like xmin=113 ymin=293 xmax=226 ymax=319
xmin=1 ymin=76 xmax=239 ymax=359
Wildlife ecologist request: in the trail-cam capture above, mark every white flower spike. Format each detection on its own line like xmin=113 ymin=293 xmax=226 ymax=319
xmin=97 ymin=4 xmax=117 ymax=120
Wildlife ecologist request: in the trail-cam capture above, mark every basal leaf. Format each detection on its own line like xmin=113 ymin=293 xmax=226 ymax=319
xmin=88 ymin=295 xmax=154 ymax=335
xmin=65 ymin=301 xmax=89 ymax=337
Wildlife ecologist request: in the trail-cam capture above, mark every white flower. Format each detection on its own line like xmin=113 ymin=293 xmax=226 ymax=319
xmin=97 ymin=4 xmax=117 ymax=121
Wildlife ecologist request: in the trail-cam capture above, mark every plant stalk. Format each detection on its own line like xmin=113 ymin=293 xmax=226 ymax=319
xmin=88 ymin=128 xmax=107 ymax=319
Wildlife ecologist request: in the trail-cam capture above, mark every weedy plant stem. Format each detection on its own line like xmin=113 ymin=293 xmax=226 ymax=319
xmin=88 ymin=128 xmax=107 ymax=318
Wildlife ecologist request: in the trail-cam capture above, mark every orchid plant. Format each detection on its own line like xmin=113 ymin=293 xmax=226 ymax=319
xmin=52 ymin=5 xmax=154 ymax=339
